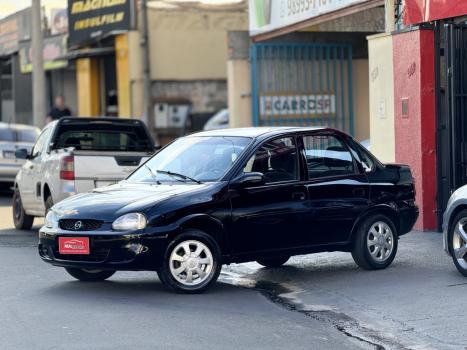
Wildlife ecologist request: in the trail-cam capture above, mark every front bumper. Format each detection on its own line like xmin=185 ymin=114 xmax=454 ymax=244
xmin=39 ymin=228 xmax=171 ymax=271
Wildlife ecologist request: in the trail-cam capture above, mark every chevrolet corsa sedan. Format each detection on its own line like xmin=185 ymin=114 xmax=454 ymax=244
xmin=39 ymin=127 xmax=419 ymax=293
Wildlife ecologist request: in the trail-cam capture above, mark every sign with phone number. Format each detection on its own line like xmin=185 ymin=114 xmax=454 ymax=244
xmin=249 ymin=0 xmax=366 ymax=36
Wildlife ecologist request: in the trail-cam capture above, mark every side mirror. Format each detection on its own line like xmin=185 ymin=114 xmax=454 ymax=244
xmin=231 ymin=172 xmax=265 ymax=188
xmin=15 ymin=148 xmax=29 ymax=160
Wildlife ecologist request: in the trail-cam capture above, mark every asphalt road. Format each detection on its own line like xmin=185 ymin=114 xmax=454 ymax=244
xmin=0 ymin=193 xmax=367 ymax=350
xmin=1 ymin=192 xmax=465 ymax=350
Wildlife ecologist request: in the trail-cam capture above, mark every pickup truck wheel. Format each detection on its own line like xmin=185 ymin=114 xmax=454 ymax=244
xmin=351 ymin=214 xmax=398 ymax=270
xmin=157 ymin=230 xmax=222 ymax=293
xmin=256 ymin=256 xmax=290 ymax=268
xmin=45 ymin=195 xmax=53 ymax=213
xmin=12 ymin=190 xmax=34 ymax=230
xmin=448 ymin=210 xmax=467 ymax=277
xmin=65 ymin=268 xmax=116 ymax=282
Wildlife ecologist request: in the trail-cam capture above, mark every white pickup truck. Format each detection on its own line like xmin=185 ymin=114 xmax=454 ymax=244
xmin=12 ymin=117 xmax=156 ymax=229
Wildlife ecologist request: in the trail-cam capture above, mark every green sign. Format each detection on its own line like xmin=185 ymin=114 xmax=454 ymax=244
xmin=19 ymin=34 xmax=68 ymax=73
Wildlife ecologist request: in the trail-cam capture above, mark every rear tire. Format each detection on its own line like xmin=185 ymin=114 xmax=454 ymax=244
xmin=351 ymin=214 xmax=398 ymax=270
xmin=65 ymin=268 xmax=115 ymax=282
xmin=256 ymin=256 xmax=290 ymax=268
xmin=12 ymin=189 xmax=34 ymax=230
xmin=157 ymin=230 xmax=222 ymax=293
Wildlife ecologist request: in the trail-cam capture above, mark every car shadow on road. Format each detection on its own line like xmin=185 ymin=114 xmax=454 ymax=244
xmin=40 ymin=275 xmax=241 ymax=302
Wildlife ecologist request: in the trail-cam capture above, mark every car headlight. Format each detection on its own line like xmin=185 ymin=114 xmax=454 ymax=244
xmin=112 ymin=213 xmax=147 ymax=231
xmin=45 ymin=210 xmax=58 ymax=229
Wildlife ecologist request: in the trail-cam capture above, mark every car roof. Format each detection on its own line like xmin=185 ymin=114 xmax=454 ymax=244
xmin=190 ymin=126 xmax=329 ymax=138
xmin=0 ymin=122 xmax=40 ymax=131
xmin=58 ymin=117 xmax=142 ymax=124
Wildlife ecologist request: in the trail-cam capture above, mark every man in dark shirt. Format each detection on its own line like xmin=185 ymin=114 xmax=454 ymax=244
xmin=46 ymin=95 xmax=72 ymax=124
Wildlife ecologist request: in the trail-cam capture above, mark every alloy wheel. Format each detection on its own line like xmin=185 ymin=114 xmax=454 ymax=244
xmin=169 ymin=240 xmax=213 ymax=286
xmin=452 ymin=218 xmax=467 ymax=270
xmin=367 ymin=221 xmax=394 ymax=263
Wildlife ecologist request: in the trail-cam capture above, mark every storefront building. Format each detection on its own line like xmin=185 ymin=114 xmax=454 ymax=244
xmin=0 ymin=9 xmax=31 ymax=124
xmin=66 ymin=0 xmax=247 ymax=142
xmin=239 ymin=0 xmax=386 ymax=142
xmin=65 ymin=0 xmax=136 ymax=118
xmin=369 ymin=1 xmax=467 ymax=231
xmin=0 ymin=7 xmax=76 ymax=126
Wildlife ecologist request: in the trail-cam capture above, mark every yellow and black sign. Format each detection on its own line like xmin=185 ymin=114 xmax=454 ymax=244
xmin=68 ymin=0 xmax=135 ymax=47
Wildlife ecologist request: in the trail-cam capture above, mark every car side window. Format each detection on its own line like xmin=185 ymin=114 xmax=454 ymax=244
xmin=243 ymin=137 xmax=298 ymax=183
xmin=31 ymin=128 xmax=51 ymax=158
xmin=303 ymin=134 xmax=355 ymax=179
xmin=352 ymin=142 xmax=375 ymax=172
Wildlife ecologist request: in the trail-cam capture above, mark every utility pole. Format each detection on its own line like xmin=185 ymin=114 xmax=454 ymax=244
xmin=31 ymin=0 xmax=46 ymax=128
xmin=385 ymin=0 xmax=395 ymax=33
xmin=140 ymin=0 xmax=157 ymax=143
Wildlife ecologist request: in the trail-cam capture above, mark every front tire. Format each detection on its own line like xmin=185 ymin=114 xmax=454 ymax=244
xmin=12 ymin=189 xmax=34 ymax=230
xmin=448 ymin=210 xmax=467 ymax=277
xmin=256 ymin=256 xmax=290 ymax=268
xmin=157 ymin=230 xmax=222 ymax=293
xmin=351 ymin=214 xmax=398 ymax=270
xmin=65 ymin=268 xmax=116 ymax=282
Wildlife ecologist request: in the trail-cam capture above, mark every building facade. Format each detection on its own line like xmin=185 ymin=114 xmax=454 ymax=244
xmin=0 ymin=7 xmax=76 ymax=127
xmin=233 ymin=0 xmax=387 ymax=143
xmin=65 ymin=0 xmax=248 ymax=143
xmin=369 ymin=1 xmax=467 ymax=231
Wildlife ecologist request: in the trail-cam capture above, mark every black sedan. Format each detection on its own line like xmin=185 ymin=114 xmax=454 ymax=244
xmin=39 ymin=127 xmax=419 ymax=293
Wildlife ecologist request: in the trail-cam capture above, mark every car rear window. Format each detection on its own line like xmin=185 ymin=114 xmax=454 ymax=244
xmin=53 ymin=122 xmax=153 ymax=152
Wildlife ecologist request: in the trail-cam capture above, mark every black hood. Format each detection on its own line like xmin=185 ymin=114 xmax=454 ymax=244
xmin=52 ymin=181 xmax=212 ymax=222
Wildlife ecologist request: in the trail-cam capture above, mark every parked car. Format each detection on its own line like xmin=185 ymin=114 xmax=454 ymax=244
xmin=38 ymin=127 xmax=418 ymax=293
xmin=0 ymin=123 xmax=40 ymax=186
xmin=203 ymin=109 xmax=229 ymax=130
xmin=13 ymin=117 xmax=156 ymax=230
xmin=443 ymin=187 xmax=467 ymax=276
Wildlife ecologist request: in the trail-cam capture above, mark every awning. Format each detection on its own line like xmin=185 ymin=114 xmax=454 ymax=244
xmin=55 ymin=47 xmax=115 ymax=61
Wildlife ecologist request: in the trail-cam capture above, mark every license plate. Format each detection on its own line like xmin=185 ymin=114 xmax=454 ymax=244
xmin=3 ymin=150 xmax=14 ymax=159
xmin=58 ymin=237 xmax=90 ymax=255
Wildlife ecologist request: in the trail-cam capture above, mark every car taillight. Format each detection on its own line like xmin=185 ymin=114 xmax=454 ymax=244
xmin=60 ymin=155 xmax=75 ymax=180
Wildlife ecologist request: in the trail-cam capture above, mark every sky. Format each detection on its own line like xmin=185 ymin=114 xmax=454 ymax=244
xmin=0 ymin=0 xmax=67 ymax=20
xmin=0 ymin=0 xmax=244 ymax=20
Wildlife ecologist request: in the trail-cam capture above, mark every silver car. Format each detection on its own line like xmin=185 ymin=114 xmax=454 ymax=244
xmin=0 ymin=123 xmax=40 ymax=185
xmin=443 ymin=186 xmax=467 ymax=276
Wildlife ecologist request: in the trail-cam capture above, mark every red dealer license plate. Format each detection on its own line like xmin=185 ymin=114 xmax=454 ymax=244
xmin=58 ymin=237 xmax=90 ymax=255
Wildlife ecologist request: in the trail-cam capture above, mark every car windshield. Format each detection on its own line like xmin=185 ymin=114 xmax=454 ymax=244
xmin=128 ymin=136 xmax=251 ymax=183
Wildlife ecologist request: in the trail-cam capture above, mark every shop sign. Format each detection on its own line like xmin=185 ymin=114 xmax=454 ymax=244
xmin=19 ymin=34 xmax=68 ymax=73
xmin=404 ymin=0 xmax=467 ymax=25
xmin=249 ymin=0 xmax=366 ymax=36
xmin=0 ymin=9 xmax=31 ymax=57
xmin=68 ymin=0 xmax=135 ymax=47
xmin=260 ymin=94 xmax=336 ymax=117
xmin=50 ymin=8 xmax=69 ymax=35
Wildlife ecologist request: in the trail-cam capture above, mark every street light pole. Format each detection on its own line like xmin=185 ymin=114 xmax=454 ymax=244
xmin=140 ymin=0 xmax=157 ymax=143
xmin=31 ymin=0 xmax=46 ymax=128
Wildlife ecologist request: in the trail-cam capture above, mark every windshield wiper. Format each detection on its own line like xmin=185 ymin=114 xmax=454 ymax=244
xmin=144 ymin=164 xmax=161 ymax=185
xmin=156 ymin=170 xmax=202 ymax=184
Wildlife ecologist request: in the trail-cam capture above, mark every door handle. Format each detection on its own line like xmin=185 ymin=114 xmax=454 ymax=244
xmin=292 ymin=191 xmax=306 ymax=201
